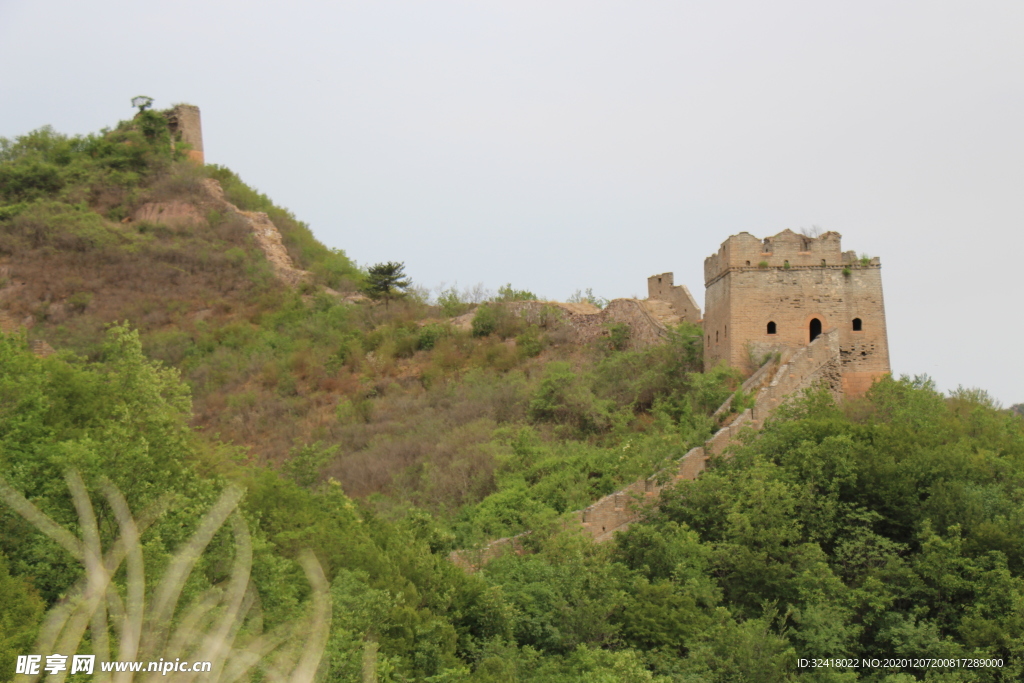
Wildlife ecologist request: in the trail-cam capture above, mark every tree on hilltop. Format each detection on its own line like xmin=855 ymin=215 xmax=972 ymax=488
xmin=131 ymin=95 xmax=154 ymax=113
xmin=364 ymin=261 xmax=411 ymax=309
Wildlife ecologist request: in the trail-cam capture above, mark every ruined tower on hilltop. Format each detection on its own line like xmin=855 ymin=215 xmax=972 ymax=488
xmin=164 ymin=104 xmax=204 ymax=164
xmin=702 ymin=229 xmax=890 ymax=396
xmin=647 ymin=272 xmax=701 ymax=324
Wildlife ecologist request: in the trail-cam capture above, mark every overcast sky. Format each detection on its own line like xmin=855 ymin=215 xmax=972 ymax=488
xmin=2 ymin=0 xmax=1022 ymax=405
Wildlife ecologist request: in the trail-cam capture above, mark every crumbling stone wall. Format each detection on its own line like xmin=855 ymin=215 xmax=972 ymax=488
xmin=647 ymin=272 xmax=701 ymax=324
xmin=577 ymin=328 xmax=842 ymax=543
xmin=450 ymin=328 xmax=845 ymax=567
xmin=0 ymin=309 xmax=18 ymax=334
xmin=449 ymin=535 xmax=528 ymax=571
xmin=201 ymin=179 xmax=311 ymax=287
xmin=503 ymin=298 xmax=671 ymax=350
xmin=752 ymin=329 xmax=843 ymax=413
xmin=604 ymin=299 xmax=672 ymax=347
xmin=164 ymin=104 xmax=204 ymax=164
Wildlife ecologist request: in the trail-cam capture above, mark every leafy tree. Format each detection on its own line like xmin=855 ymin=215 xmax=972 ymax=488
xmin=131 ymin=95 xmax=154 ymax=113
xmin=605 ymin=322 xmax=631 ymax=352
xmin=494 ymin=283 xmax=538 ymax=302
xmin=0 ymin=552 xmax=43 ymax=678
xmin=436 ymin=286 xmax=470 ymax=317
xmin=364 ymin=261 xmax=411 ymax=309
xmin=472 ymin=303 xmax=499 ymax=337
xmin=528 ymin=362 xmax=613 ymax=436
xmin=567 ymin=287 xmax=608 ymax=309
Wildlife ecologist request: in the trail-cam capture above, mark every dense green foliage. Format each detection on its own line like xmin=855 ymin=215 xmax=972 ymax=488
xmin=0 ymin=113 xmax=172 ymax=210
xmin=8 ymin=334 xmax=1020 ymax=680
xmin=462 ymin=380 xmax=1024 ymax=681
xmin=3 ymin=111 xmax=1024 ymax=681
xmin=0 ymin=331 xmax=507 ymax=680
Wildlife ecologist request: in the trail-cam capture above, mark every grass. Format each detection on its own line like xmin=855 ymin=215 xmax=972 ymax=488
xmin=0 ymin=472 xmax=330 ymax=681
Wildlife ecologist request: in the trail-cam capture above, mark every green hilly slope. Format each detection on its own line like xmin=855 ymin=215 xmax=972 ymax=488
xmin=2 ymin=107 xmax=1024 ymax=681
xmin=0 ymin=109 xmax=737 ymax=529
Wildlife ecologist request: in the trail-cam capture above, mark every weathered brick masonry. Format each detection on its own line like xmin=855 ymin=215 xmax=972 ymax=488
xmin=503 ymin=297 xmax=677 ymax=350
xmin=646 ymin=272 xmax=701 ymax=325
xmin=704 ymin=229 xmax=889 ymax=395
xmin=164 ymin=104 xmax=204 ymax=164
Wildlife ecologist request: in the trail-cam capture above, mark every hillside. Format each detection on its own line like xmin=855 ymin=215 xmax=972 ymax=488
xmin=3 ymin=107 xmax=1024 ymax=681
xmin=0 ymin=108 xmax=745 ymax=523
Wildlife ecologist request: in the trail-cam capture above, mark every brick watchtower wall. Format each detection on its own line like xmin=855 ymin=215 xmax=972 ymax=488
xmin=647 ymin=272 xmax=701 ymax=324
xmin=703 ymin=230 xmax=889 ymax=395
xmin=164 ymin=104 xmax=204 ymax=164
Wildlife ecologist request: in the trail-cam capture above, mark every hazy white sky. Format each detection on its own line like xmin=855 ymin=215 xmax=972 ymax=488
xmin=2 ymin=1 xmax=1022 ymax=405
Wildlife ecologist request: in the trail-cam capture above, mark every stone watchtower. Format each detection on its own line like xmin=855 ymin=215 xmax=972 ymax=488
xmin=703 ymin=230 xmax=890 ymax=395
xmin=164 ymin=104 xmax=204 ymax=164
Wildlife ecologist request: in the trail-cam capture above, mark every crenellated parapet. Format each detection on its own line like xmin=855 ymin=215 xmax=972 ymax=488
xmin=702 ymin=230 xmax=889 ymax=395
xmin=704 ymin=229 xmax=847 ymax=285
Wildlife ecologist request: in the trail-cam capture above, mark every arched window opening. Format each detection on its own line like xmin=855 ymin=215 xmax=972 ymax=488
xmin=716 ymin=330 xmax=719 ymax=343
xmin=809 ymin=318 xmax=822 ymax=342
xmin=763 ymin=238 xmax=771 ymax=253
xmin=724 ymin=325 xmax=727 ymax=338
xmin=852 ymin=318 xmax=862 ymax=331
xmin=767 ymin=321 xmax=777 ymax=335
xmin=821 ymin=259 xmax=826 ymax=266
xmin=746 ymin=260 xmax=751 ymax=266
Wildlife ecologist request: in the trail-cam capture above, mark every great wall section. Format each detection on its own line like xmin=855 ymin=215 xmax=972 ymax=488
xmin=452 ymin=228 xmax=888 ymax=569
xmin=451 ymin=328 xmax=844 ymax=569
xmin=1 ymin=103 xmax=891 ymax=568
xmin=503 ymin=297 xmax=683 ymax=349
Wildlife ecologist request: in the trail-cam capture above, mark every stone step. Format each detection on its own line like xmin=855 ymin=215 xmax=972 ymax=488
xmin=642 ymin=299 xmax=682 ymax=326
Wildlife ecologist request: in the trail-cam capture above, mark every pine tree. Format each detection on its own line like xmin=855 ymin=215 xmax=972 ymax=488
xmin=364 ymin=261 xmax=411 ymax=309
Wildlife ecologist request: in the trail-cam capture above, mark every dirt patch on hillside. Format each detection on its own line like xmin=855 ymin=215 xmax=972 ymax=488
xmin=201 ymin=179 xmax=312 ymax=288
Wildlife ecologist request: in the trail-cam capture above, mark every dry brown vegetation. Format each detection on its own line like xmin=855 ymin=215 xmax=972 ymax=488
xmin=1 ymin=115 xmax=726 ymax=529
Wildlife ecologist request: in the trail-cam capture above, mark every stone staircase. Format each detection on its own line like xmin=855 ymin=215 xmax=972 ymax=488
xmin=451 ymin=329 xmax=843 ymax=569
xmin=579 ymin=329 xmax=840 ymax=543
xmin=642 ymin=298 xmax=682 ymax=327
